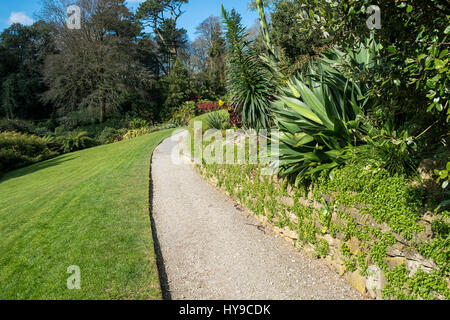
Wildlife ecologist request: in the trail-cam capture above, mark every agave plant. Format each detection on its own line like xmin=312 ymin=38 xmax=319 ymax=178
xmin=271 ymin=55 xmax=375 ymax=184
xmin=205 ymin=111 xmax=230 ymax=130
xmin=221 ymin=6 xmax=275 ymax=130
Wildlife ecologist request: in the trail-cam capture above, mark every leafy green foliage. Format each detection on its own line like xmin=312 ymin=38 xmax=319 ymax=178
xmin=315 ymin=162 xmax=424 ymax=240
xmin=353 ymin=122 xmax=419 ymax=177
xmin=170 ymin=101 xmax=197 ymax=126
xmin=0 ymin=22 xmax=54 ymax=120
xmin=384 ymin=264 xmax=450 ymax=300
xmin=128 ymin=118 xmax=149 ymax=130
xmin=271 ymin=51 xmax=373 ymax=184
xmin=435 ymin=162 xmax=450 ymax=211
xmin=270 ymin=0 xmax=330 ymax=72
xmin=56 ymin=131 xmax=98 ymax=153
xmin=163 ymin=58 xmax=194 ymax=120
xmin=97 ymin=127 xmax=126 ymax=145
xmin=0 ymin=118 xmax=36 ymax=134
xmin=221 ymin=6 xmax=274 ymax=129
xmin=0 ymin=131 xmax=58 ymax=174
xmin=205 ymin=110 xmax=230 ymax=130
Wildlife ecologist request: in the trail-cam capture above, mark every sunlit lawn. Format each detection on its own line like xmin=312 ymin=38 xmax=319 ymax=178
xmin=0 ymin=130 xmax=173 ymax=299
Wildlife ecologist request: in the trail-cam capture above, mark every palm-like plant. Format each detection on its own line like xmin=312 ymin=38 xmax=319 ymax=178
xmin=271 ymin=53 xmax=375 ymax=184
xmin=221 ymin=6 xmax=274 ymax=130
xmin=58 ymin=131 xmax=97 ymax=153
xmin=205 ymin=110 xmax=230 ymax=130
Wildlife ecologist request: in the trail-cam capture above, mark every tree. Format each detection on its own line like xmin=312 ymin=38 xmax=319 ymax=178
xmin=191 ymin=16 xmax=226 ymax=96
xmin=0 ymin=21 xmax=55 ymax=120
xmin=270 ymin=0 xmax=331 ymax=73
xmin=137 ymin=0 xmax=189 ymax=74
xmin=221 ymin=6 xmax=274 ymax=129
xmin=163 ymin=58 xmax=193 ymax=119
xmin=41 ymin=0 xmax=149 ymax=123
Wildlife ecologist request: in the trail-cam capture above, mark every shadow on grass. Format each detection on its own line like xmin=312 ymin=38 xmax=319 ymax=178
xmin=0 ymin=154 xmax=77 ymax=184
xmin=148 ymin=157 xmax=172 ymax=301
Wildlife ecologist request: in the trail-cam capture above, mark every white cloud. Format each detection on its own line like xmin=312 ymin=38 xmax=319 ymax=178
xmin=8 ymin=12 xmax=34 ymax=26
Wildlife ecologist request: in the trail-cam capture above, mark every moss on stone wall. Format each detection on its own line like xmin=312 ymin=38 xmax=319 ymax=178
xmin=196 ymin=160 xmax=450 ymax=300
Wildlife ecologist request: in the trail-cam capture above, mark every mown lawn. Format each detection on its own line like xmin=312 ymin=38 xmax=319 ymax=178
xmin=0 ymin=129 xmax=174 ymax=300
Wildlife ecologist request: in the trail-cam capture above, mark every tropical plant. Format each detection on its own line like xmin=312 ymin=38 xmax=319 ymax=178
xmin=122 ymin=127 xmax=156 ymax=140
xmin=271 ymin=52 xmax=375 ymax=184
xmin=352 ymin=122 xmax=419 ymax=177
xmin=57 ymin=131 xmax=97 ymax=153
xmin=221 ymin=6 xmax=274 ymax=130
xmin=98 ymin=127 xmax=123 ymax=144
xmin=205 ymin=110 xmax=230 ymax=130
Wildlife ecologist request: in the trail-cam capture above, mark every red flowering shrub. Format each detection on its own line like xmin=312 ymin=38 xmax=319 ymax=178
xmin=197 ymin=101 xmax=220 ymax=113
xmin=197 ymin=100 xmax=241 ymax=127
xmin=228 ymin=107 xmax=242 ymax=127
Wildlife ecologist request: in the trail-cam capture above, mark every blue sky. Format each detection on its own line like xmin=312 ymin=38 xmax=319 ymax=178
xmin=0 ymin=0 xmax=259 ymax=40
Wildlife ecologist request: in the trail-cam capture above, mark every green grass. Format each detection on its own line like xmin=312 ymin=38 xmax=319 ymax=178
xmin=0 ymin=129 xmax=174 ymax=300
xmin=188 ymin=110 xmax=229 ymax=132
xmin=186 ymin=111 xmax=230 ymax=157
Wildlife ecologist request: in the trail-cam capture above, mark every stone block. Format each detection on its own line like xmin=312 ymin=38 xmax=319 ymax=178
xmin=345 ymin=271 xmax=366 ymax=294
xmin=287 ymin=212 xmax=298 ymax=225
xmin=323 ymin=256 xmax=346 ymax=276
xmin=347 ymin=236 xmax=361 ymax=255
xmin=281 ymin=196 xmax=294 ymax=208
xmin=386 ymin=256 xmax=406 ymax=270
xmin=366 ymin=265 xmax=387 ymax=299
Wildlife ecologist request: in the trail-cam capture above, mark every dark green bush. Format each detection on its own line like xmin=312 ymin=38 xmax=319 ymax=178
xmin=170 ymin=101 xmax=197 ymax=126
xmin=0 ymin=118 xmax=36 ymax=134
xmin=128 ymin=118 xmax=148 ymax=130
xmin=0 ymin=131 xmax=58 ymax=174
xmin=97 ymin=127 xmax=126 ymax=144
xmin=56 ymin=131 xmax=98 ymax=153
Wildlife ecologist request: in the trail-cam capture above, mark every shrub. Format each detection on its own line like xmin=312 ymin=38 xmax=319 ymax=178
xmin=56 ymin=131 xmax=98 ymax=153
xmin=205 ymin=111 xmax=230 ymax=130
xmin=35 ymin=119 xmax=58 ymax=133
xmin=54 ymin=125 xmax=68 ymax=135
xmin=350 ymin=121 xmax=419 ymax=178
xmin=0 ymin=118 xmax=35 ymax=134
xmin=0 ymin=131 xmax=58 ymax=174
xmin=98 ymin=127 xmax=124 ymax=144
xmin=171 ymin=101 xmax=197 ymax=126
xmin=198 ymin=101 xmax=221 ymax=113
xmin=122 ymin=127 xmax=153 ymax=140
xmin=34 ymin=127 xmax=54 ymax=137
xmin=128 ymin=118 xmax=148 ymax=130
xmin=60 ymin=108 xmax=98 ymax=130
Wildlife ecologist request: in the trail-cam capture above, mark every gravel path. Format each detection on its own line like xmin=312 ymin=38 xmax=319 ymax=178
xmin=150 ymin=131 xmax=364 ymax=300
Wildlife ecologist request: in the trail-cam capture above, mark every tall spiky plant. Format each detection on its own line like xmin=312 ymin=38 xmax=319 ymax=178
xmin=255 ymin=0 xmax=285 ymax=87
xmin=255 ymin=0 xmax=276 ymax=61
xmin=221 ymin=5 xmax=274 ymax=129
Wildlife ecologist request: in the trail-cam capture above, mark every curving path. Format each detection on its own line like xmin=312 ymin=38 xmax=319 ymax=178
xmin=150 ymin=131 xmax=364 ymax=300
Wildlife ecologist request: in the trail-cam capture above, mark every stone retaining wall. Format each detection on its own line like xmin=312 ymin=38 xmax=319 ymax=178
xmin=193 ymin=163 xmax=449 ymax=300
